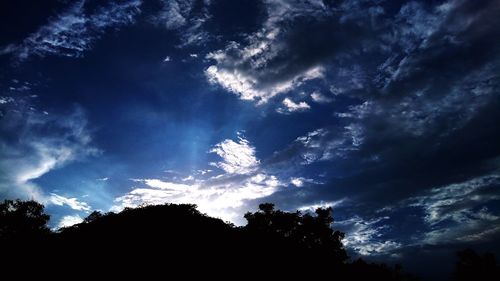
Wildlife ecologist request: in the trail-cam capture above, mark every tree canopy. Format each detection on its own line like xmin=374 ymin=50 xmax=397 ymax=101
xmin=2 ymin=199 xmax=494 ymax=280
xmin=0 ymin=199 xmax=50 ymax=241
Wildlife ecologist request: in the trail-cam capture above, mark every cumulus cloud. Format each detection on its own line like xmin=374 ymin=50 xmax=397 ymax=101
xmin=1 ymin=0 xmax=142 ymax=61
xmin=205 ymin=0 xmax=382 ymax=104
xmin=289 ymin=177 xmax=321 ymax=187
xmin=209 ymin=134 xmax=260 ymax=174
xmin=56 ymin=215 xmax=84 ymax=229
xmin=113 ymin=173 xmax=280 ymax=223
xmin=277 ymin=98 xmax=310 ymax=114
xmin=113 ymin=134 xmax=283 ymax=224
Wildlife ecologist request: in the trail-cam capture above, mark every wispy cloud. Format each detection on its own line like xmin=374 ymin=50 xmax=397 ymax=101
xmin=337 ymin=215 xmax=402 ymax=256
xmin=297 ymin=199 xmax=345 ymax=213
xmin=50 ymin=193 xmax=91 ymax=211
xmin=0 ymin=98 xmax=99 ymax=206
xmin=2 ymin=0 xmax=142 ymax=62
xmin=404 ymin=175 xmax=500 ymax=245
xmin=151 ymin=0 xmax=211 ymax=47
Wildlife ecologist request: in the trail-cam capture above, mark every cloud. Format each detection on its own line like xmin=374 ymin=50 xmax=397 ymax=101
xmin=113 ymin=173 xmax=282 ymax=224
xmin=271 ymin=124 xmax=364 ymax=165
xmin=277 ymin=98 xmax=310 ymax=114
xmin=407 ymin=174 xmax=500 ymax=225
xmin=337 ymin=215 xmax=402 ymax=256
xmin=297 ymin=199 xmax=345 ymax=213
xmin=209 ymin=134 xmax=260 ymax=174
xmin=289 ymin=177 xmax=320 ymax=187
xmin=310 ymin=91 xmax=333 ymax=103
xmin=113 ymin=134 xmax=283 ymax=224
xmin=0 ymin=97 xmax=99 ymax=205
xmin=49 ymin=193 xmax=91 ymax=211
xmin=2 ymin=0 xmax=142 ymax=62
xmin=151 ymin=0 xmax=211 ymax=46
xmin=205 ymin=62 xmax=323 ymax=103
xmin=403 ymin=174 xmax=500 ymax=245
xmin=205 ymin=0 xmax=383 ymax=104
xmin=56 ymin=215 xmax=84 ymax=229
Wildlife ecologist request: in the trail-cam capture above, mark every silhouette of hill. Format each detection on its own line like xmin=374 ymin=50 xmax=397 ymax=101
xmin=4 ymin=199 xmax=496 ymax=280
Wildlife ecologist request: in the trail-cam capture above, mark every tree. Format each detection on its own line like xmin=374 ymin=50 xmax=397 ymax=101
xmin=451 ymin=249 xmax=500 ymax=281
xmin=83 ymin=210 xmax=103 ymax=224
xmin=0 ymin=199 xmax=50 ymax=241
xmin=244 ymin=203 xmax=348 ymax=263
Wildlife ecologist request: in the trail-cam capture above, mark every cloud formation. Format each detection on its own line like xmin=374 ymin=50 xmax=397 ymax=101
xmin=56 ymin=215 xmax=84 ymax=229
xmin=209 ymin=134 xmax=260 ymax=174
xmin=337 ymin=215 xmax=402 ymax=256
xmin=407 ymin=174 xmax=500 ymax=245
xmin=113 ymin=134 xmax=283 ymax=223
xmin=151 ymin=0 xmax=211 ymax=46
xmin=277 ymin=98 xmax=310 ymax=114
xmin=1 ymin=0 xmax=142 ymax=61
xmin=50 ymin=193 xmax=91 ymax=211
xmin=0 ymin=96 xmax=99 ymax=207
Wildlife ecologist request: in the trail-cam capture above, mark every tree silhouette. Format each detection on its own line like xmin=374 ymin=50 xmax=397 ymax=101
xmin=451 ymin=248 xmax=500 ymax=281
xmin=83 ymin=210 xmax=103 ymax=224
xmin=0 ymin=199 xmax=50 ymax=241
xmin=0 ymin=199 xmax=434 ymax=280
xmin=244 ymin=203 xmax=348 ymax=264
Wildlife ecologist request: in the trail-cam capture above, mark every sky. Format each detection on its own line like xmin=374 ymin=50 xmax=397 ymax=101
xmin=1 ymin=0 xmax=500 ymax=278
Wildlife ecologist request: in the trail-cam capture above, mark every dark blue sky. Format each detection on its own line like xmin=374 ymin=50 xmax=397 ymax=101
xmin=1 ymin=0 xmax=500 ymax=279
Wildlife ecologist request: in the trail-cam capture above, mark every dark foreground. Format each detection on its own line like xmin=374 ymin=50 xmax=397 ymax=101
xmin=1 ymin=200 xmax=498 ymax=279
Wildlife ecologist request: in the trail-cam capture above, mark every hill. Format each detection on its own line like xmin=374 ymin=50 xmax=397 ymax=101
xmin=0 ymin=199 xmax=465 ymax=279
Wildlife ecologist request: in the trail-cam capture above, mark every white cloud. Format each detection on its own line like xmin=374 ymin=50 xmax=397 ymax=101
xmin=290 ymin=177 xmax=304 ymax=187
xmin=278 ymin=98 xmax=311 ymax=114
xmin=398 ymin=174 xmax=500 ymax=246
xmin=337 ymin=215 xmax=401 ymax=256
xmin=50 ymin=193 xmax=91 ymax=211
xmin=0 ymin=104 xmax=99 ymax=205
xmin=163 ymin=56 xmax=171 ymax=62
xmin=290 ymin=124 xmax=364 ymax=165
xmin=297 ymin=199 xmax=345 ymax=212
xmin=289 ymin=177 xmax=321 ymax=187
xmin=0 ymin=96 xmax=15 ymax=104
xmin=311 ymin=91 xmax=333 ymax=103
xmin=407 ymin=174 xmax=500 ymax=225
xmin=112 ymin=134 xmax=285 ymax=224
xmin=112 ymin=173 xmax=281 ymax=224
xmin=203 ymin=0 xmax=330 ymax=104
xmin=3 ymin=0 xmax=142 ymax=61
xmin=209 ymin=134 xmax=260 ymax=174
xmin=206 ymin=60 xmax=323 ymax=104
xmin=56 ymin=215 xmax=83 ymax=229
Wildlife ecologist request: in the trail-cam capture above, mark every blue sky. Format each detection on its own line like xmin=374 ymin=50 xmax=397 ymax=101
xmin=1 ymin=0 xmax=500 ymax=278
